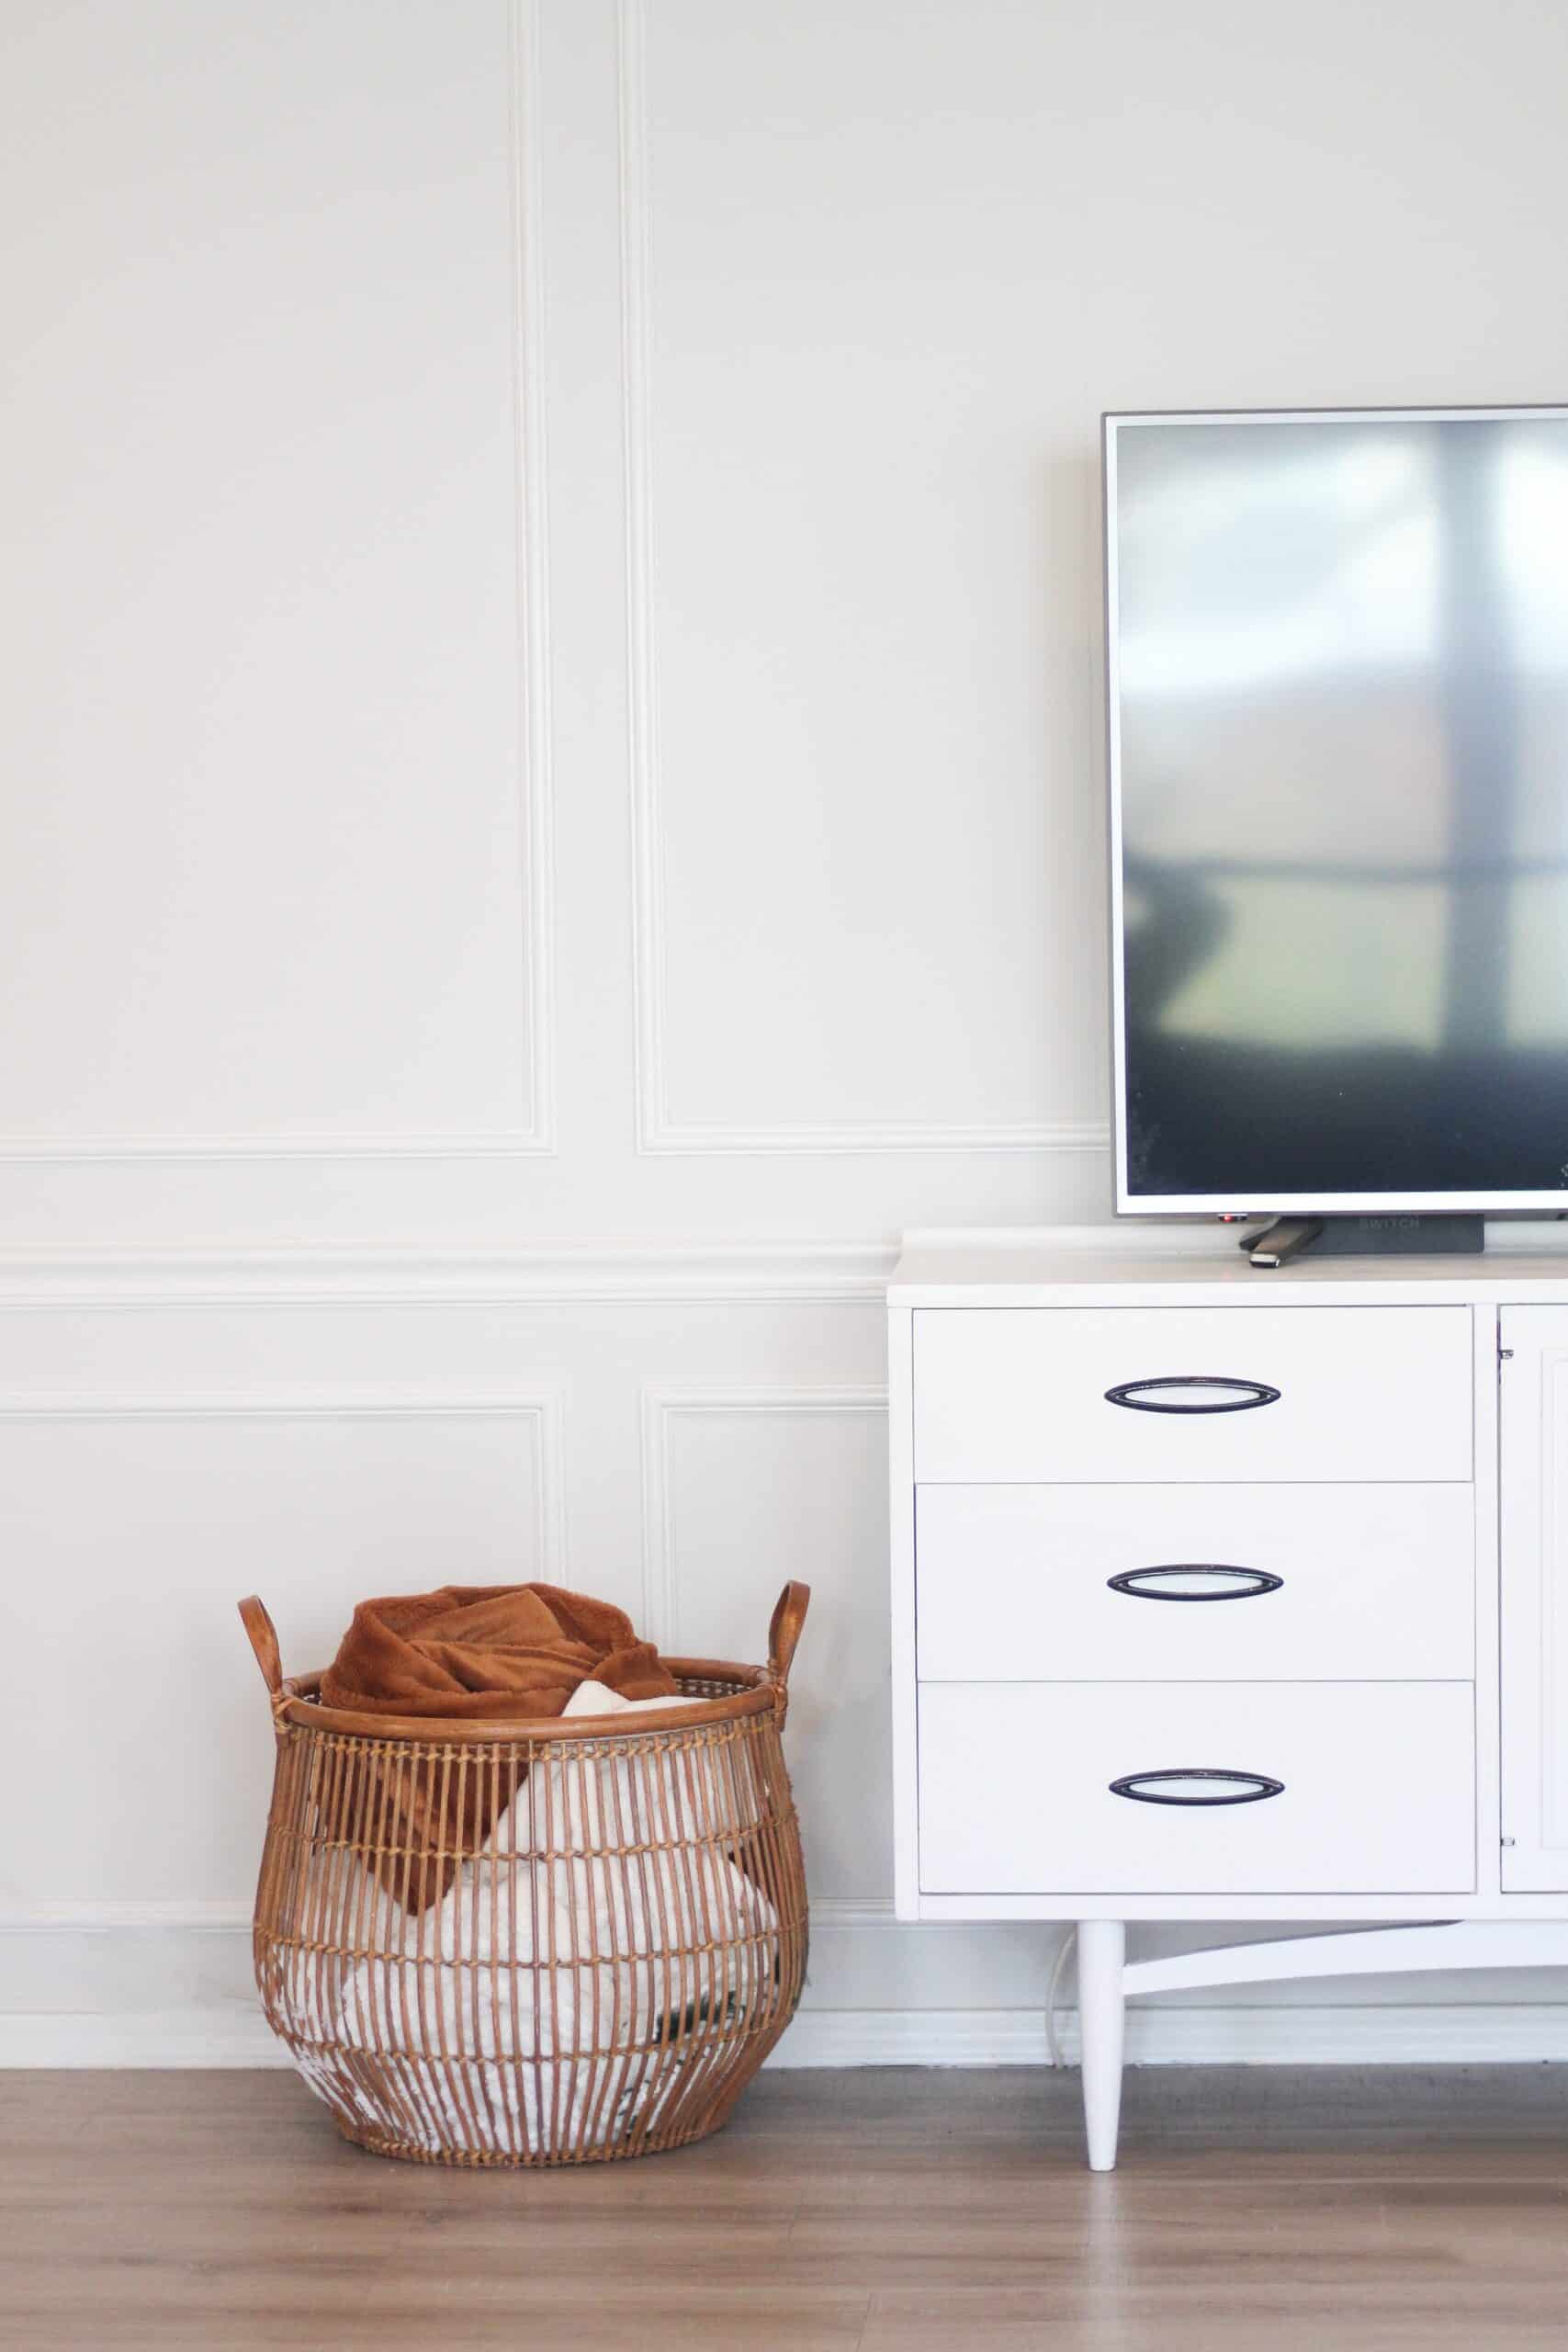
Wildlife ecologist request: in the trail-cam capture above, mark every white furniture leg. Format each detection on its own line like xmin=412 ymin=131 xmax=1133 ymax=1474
xmin=1077 ymin=1918 xmax=1125 ymax=2172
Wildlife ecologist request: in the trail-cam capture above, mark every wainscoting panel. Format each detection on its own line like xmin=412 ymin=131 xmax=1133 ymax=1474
xmin=625 ymin=0 xmax=1103 ymax=1151
xmin=640 ymin=1382 xmax=890 ymax=1894
xmin=0 ymin=0 xmax=550 ymax=1156
xmin=0 ymin=1390 xmax=563 ymax=1905
xmin=6 ymin=1273 xmax=1568 ymax=2062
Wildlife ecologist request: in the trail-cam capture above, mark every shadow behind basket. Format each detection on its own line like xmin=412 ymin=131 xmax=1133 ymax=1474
xmin=239 ymin=1585 xmax=810 ymax=2166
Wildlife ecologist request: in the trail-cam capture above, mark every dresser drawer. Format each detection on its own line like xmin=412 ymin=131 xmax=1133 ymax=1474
xmin=916 ymin=1484 xmax=1474 ymax=1681
xmin=912 ymin=1306 xmax=1472 ymax=1484
xmin=917 ymin=1681 xmax=1475 ymax=1894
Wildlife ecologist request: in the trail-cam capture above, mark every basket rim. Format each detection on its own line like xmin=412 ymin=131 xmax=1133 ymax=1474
xmin=272 ymin=1655 xmax=783 ymax=1744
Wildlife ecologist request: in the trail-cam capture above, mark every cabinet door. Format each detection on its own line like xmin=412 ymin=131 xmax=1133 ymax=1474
xmin=1501 ymin=1306 xmax=1568 ymax=1890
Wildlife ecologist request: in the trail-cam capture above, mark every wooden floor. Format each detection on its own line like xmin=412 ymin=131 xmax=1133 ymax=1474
xmin=6 ymin=2067 xmax=1568 ymax=2350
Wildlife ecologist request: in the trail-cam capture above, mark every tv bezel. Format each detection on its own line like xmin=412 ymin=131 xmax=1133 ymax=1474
xmin=1105 ymin=401 xmax=1568 ymax=1217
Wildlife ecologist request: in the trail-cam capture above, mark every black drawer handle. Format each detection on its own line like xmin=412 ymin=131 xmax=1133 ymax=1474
xmin=1110 ymin=1769 xmax=1284 ymax=1806
xmin=1108 ymin=1564 xmax=1283 ymax=1602
xmin=1105 ymin=1375 xmax=1280 ymax=1414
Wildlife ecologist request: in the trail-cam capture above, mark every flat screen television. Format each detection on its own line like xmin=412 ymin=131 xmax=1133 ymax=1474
xmin=1107 ymin=406 xmax=1568 ymax=1218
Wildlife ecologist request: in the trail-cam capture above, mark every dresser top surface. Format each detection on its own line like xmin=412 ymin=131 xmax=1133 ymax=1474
xmin=889 ymin=1225 xmax=1568 ymax=1307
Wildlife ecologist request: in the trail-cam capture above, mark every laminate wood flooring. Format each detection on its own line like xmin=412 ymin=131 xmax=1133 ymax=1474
xmin=5 ymin=2066 xmax=1568 ymax=2350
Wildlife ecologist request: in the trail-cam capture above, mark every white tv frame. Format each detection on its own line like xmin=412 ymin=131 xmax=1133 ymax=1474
xmin=1105 ymin=403 xmax=1568 ymax=1218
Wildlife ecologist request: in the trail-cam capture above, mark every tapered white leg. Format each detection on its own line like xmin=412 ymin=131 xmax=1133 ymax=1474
xmin=1077 ymin=1918 xmax=1126 ymax=2173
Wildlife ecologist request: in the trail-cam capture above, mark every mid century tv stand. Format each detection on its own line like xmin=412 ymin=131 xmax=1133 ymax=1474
xmin=888 ymin=1225 xmax=1568 ymax=2168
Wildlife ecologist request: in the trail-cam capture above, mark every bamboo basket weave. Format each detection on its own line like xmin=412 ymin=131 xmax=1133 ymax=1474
xmin=239 ymin=1583 xmax=810 ymax=2167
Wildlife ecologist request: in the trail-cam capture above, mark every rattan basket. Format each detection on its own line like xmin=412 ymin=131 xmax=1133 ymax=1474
xmin=239 ymin=1583 xmax=810 ymax=2167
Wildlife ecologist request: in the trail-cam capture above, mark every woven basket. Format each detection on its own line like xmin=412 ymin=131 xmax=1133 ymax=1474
xmin=238 ymin=1583 xmax=810 ymax=2167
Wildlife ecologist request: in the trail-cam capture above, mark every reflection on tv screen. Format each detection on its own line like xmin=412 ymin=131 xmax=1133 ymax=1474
xmin=1112 ymin=413 xmax=1568 ymax=1200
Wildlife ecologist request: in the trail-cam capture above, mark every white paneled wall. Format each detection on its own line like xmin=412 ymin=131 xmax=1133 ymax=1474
xmin=0 ymin=0 xmax=550 ymax=1156
xmin=6 ymin=0 xmax=1568 ymax=2063
xmin=640 ymin=1385 xmax=891 ymax=1890
xmin=0 ymin=1396 xmax=565 ymax=1905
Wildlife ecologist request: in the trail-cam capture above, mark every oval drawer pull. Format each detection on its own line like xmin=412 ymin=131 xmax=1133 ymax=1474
xmin=1107 ymin=1564 xmax=1284 ymax=1602
xmin=1110 ymin=1768 xmax=1284 ymax=1806
xmin=1104 ymin=1375 xmax=1280 ymax=1415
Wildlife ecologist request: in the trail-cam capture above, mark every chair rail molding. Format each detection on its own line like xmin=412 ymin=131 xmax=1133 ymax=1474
xmin=0 ymin=1239 xmax=898 ymax=1307
xmin=0 ymin=0 xmax=555 ymax=1164
xmin=615 ymin=0 xmax=1103 ymax=1161
xmin=637 ymin=1379 xmax=889 ymax=1648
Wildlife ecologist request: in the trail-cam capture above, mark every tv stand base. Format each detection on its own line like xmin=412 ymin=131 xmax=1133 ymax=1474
xmin=1245 ymin=1215 xmax=1484 ymax=1268
xmin=1078 ymin=1919 xmax=1568 ymax=2170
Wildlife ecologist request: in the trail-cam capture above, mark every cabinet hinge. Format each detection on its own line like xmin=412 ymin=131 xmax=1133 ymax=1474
xmin=1499 ymin=1347 xmax=1515 ymax=1364
xmin=1502 ymin=1837 xmax=1517 ymax=1849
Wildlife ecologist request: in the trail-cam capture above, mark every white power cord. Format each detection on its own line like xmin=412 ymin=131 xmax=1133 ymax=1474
xmin=1044 ymin=1925 xmax=1077 ymax=2067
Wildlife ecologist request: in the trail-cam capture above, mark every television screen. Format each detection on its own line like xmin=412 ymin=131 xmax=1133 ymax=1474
xmin=1109 ymin=409 xmax=1568 ymax=1210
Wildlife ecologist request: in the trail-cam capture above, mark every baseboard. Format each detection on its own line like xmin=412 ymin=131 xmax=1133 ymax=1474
xmin=777 ymin=2004 xmax=1568 ymax=2065
xmin=9 ymin=2002 xmax=1568 ymax=2070
xmin=10 ymin=1904 xmax=1568 ymax=2069
xmin=0 ymin=2007 xmax=289 ymax=2068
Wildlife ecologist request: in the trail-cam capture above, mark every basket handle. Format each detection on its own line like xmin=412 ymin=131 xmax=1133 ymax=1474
xmin=767 ymin=1581 xmax=810 ymax=1687
xmin=237 ymin=1595 xmax=284 ymax=1699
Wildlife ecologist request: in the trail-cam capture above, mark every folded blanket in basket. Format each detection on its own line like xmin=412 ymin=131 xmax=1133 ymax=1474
xmin=322 ymin=1585 xmax=676 ymax=1722
xmin=321 ymin=1584 xmax=679 ymax=1911
xmin=325 ymin=1680 xmax=777 ymax=2158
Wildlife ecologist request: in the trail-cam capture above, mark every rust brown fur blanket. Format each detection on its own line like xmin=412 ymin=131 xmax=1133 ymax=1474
xmin=322 ymin=1584 xmax=675 ymax=1723
xmin=321 ymin=1585 xmax=678 ymax=1910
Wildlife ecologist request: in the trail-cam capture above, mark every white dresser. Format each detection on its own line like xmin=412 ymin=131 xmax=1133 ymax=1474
xmin=888 ymin=1228 xmax=1568 ymax=2167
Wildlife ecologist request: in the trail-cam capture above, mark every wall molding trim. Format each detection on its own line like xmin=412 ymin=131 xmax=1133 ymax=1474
xmin=638 ymin=1381 xmax=888 ymax=1646
xmin=0 ymin=0 xmax=555 ymax=1164
xmin=0 ymin=1125 xmax=562 ymax=1163
xmin=13 ymin=2002 xmax=1568 ymax=2071
xmin=615 ymin=0 xmax=1101 ymax=1162
xmin=617 ymin=0 xmax=668 ymax=1159
xmin=10 ymin=1900 xmax=1568 ymax=2067
xmin=0 ymin=1240 xmax=898 ymax=1308
xmin=0 ymin=1385 xmax=568 ymax=1578
xmin=504 ymin=0 xmax=558 ymax=1158
xmin=638 ymin=1120 xmax=1112 ymax=1159
xmin=31 ymin=1220 xmax=1568 ymax=1309
xmin=8 ymin=1895 xmax=1568 ymax=2070
xmin=0 ymin=1901 xmax=254 ymax=1931
xmin=775 ymin=2004 xmax=1568 ymax=2069
xmin=6 ymin=1220 xmax=1561 ymax=1306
